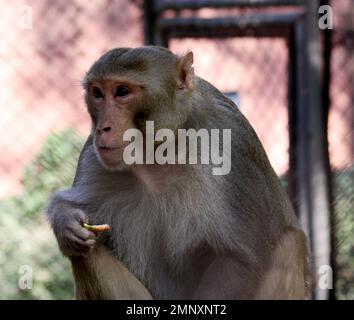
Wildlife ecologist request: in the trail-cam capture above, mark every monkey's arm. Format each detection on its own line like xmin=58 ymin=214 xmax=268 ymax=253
xmin=47 ymin=135 xmax=93 ymax=228
xmin=48 ymin=135 xmax=153 ymax=300
xmin=72 ymin=135 xmax=93 ymax=187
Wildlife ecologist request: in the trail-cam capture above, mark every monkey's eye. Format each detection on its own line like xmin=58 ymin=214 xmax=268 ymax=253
xmin=115 ymin=85 xmax=130 ymax=97
xmin=92 ymin=87 xmax=103 ymax=98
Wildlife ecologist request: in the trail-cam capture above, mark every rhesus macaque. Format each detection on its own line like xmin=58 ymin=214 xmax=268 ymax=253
xmin=47 ymin=46 xmax=310 ymax=300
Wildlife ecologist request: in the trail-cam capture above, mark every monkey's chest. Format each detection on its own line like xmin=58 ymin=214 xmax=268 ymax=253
xmin=100 ymin=200 xmax=203 ymax=298
xmin=91 ymin=181 xmax=231 ymax=298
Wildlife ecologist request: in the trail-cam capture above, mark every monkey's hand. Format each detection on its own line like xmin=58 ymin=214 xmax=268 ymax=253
xmin=52 ymin=208 xmax=97 ymax=257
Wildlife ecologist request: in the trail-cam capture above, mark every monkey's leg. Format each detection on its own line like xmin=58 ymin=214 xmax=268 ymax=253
xmin=255 ymin=227 xmax=311 ymax=299
xmin=71 ymin=246 xmax=152 ymax=300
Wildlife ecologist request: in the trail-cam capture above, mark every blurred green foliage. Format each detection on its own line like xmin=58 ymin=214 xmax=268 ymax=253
xmin=334 ymin=166 xmax=354 ymax=300
xmin=0 ymin=128 xmax=353 ymax=299
xmin=0 ymin=129 xmax=84 ymax=299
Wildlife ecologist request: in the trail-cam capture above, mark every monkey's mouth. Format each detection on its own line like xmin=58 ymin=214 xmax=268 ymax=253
xmin=98 ymin=144 xmax=127 ymax=152
xmin=98 ymin=147 xmax=123 ymax=158
xmin=99 ymin=146 xmax=119 ymax=151
xmin=96 ymin=142 xmax=131 ymax=169
xmin=97 ymin=144 xmax=129 ymax=164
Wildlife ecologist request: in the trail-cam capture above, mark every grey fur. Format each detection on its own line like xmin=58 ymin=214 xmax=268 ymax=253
xmin=47 ymin=46 xmax=306 ymax=299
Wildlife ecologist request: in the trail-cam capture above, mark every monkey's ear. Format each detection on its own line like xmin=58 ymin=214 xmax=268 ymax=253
xmin=177 ymin=51 xmax=195 ymax=90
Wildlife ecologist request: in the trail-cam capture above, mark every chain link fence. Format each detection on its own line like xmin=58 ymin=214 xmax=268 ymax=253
xmin=0 ymin=0 xmax=143 ymax=299
xmin=329 ymin=0 xmax=354 ymax=299
xmin=0 ymin=0 xmax=143 ymax=197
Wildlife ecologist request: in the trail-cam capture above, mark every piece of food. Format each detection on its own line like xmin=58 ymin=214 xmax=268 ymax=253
xmin=83 ymin=223 xmax=111 ymax=232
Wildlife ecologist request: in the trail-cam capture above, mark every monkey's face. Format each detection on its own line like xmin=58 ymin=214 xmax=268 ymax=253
xmin=83 ymin=46 xmax=195 ymax=171
xmin=86 ymin=79 xmax=144 ymax=171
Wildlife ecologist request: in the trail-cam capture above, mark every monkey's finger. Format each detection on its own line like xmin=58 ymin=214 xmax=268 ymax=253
xmin=67 ymin=220 xmax=96 ymax=240
xmin=67 ymin=233 xmax=96 ymax=250
xmin=74 ymin=239 xmax=96 ymax=251
xmin=68 ymin=223 xmax=97 ymax=241
xmin=72 ymin=209 xmax=89 ymax=225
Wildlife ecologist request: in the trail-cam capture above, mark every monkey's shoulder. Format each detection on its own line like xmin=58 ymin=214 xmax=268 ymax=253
xmin=195 ymin=77 xmax=238 ymax=111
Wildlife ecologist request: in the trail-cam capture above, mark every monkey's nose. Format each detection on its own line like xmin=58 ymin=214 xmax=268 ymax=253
xmin=97 ymin=126 xmax=112 ymax=134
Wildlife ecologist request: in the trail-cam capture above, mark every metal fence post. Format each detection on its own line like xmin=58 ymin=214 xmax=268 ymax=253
xmin=294 ymin=0 xmax=333 ymax=300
